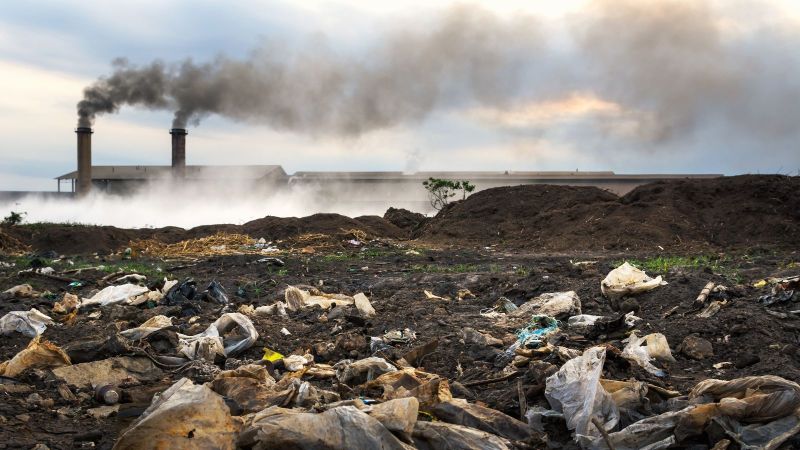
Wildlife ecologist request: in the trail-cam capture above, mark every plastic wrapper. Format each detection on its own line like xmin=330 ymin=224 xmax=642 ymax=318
xmin=178 ymin=312 xmax=258 ymax=361
xmin=0 ymin=308 xmax=54 ymax=337
xmin=284 ymin=285 xmax=354 ymax=311
xmin=0 ymin=336 xmax=71 ymax=377
xmin=82 ymin=283 xmax=150 ymax=307
xmin=510 ymin=291 xmax=581 ymax=319
xmin=113 ymin=378 xmax=237 ymax=450
xmin=621 ymin=332 xmax=675 ymax=377
xmin=237 ymin=405 xmax=410 ymax=450
xmin=545 ymin=346 xmax=619 ymax=447
xmin=601 ymin=262 xmax=666 ymax=298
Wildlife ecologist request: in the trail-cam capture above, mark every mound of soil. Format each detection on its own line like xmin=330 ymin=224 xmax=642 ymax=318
xmin=4 ymin=213 xmax=407 ymax=255
xmin=417 ymin=175 xmax=800 ymax=251
xmin=383 ymin=207 xmax=428 ymax=232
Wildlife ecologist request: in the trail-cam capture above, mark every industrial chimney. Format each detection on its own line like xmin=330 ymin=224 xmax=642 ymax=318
xmin=75 ymin=127 xmax=93 ymax=196
xmin=170 ymin=128 xmax=187 ymax=177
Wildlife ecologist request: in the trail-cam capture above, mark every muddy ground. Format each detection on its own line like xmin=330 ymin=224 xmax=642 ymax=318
xmin=0 ymin=175 xmax=798 ymax=449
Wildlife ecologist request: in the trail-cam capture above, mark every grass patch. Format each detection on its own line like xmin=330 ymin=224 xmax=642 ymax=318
xmin=620 ymin=256 xmax=726 ymax=274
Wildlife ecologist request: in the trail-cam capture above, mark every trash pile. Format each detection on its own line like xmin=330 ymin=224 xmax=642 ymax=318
xmin=1 ymin=248 xmax=799 ymax=450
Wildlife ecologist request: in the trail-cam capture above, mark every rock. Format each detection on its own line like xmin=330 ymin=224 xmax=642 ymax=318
xmin=679 ymin=335 xmax=714 ymax=360
xmin=87 ymin=404 xmax=120 ymax=419
xmin=16 ymin=414 xmax=30 ymax=422
xmin=461 ymin=328 xmax=503 ymax=347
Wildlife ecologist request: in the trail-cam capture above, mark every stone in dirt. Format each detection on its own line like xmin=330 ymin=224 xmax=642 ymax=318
xmin=679 ymin=335 xmax=714 ymax=360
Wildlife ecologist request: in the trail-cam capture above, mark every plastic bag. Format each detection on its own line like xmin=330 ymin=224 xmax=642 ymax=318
xmin=689 ymin=375 xmax=800 ymax=422
xmin=120 ymin=315 xmax=174 ymax=340
xmin=284 ymin=285 xmax=354 ymax=311
xmin=0 ymin=336 xmax=71 ymax=377
xmin=237 ymin=405 xmax=409 ymax=449
xmin=82 ymin=283 xmax=150 ymax=307
xmin=412 ymin=420 xmax=511 ymax=450
xmin=113 ymin=378 xmax=237 ymax=450
xmin=601 ymin=262 xmax=666 ymax=298
xmin=334 ymin=357 xmax=397 ymax=384
xmin=0 ymin=308 xmax=54 ymax=337
xmin=178 ymin=313 xmax=258 ymax=361
xmin=545 ymin=346 xmax=619 ymax=447
xmin=510 ymin=291 xmax=581 ymax=319
xmin=53 ymin=293 xmax=81 ymax=314
xmin=621 ymin=332 xmax=675 ymax=377
xmin=433 ymin=399 xmax=534 ymax=441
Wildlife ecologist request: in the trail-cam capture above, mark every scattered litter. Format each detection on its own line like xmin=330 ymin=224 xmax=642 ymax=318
xmin=424 ymin=290 xmax=447 ymax=300
xmin=280 ymin=327 xmax=291 ymax=336
xmin=0 ymin=337 xmax=71 ymax=378
xmin=262 ymin=348 xmax=285 ymax=362
xmin=284 ymin=285 xmax=354 ymax=311
xmin=510 ymin=291 xmax=581 ymax=319
xmin=0 ymin=308 xmax=54 ymax=337
xmin=2 ymin=284 xmax=35 ymax=298
xmin=82 ymin=283 xmax=150 ymax=307
xmin=601 ymin=262 xmax=666 ymax=298
xmin=621 ymin=332 xmax=676 ymax=377
xmin=114 ymin=378 xmax=237 ymax=450
xmin=353 ymin=292 xmax=376 ymax=317
xmin=52 ymin=293 xmax=81 ymax=314
xmin=178 ymin=313 xmax=258 ymax=361
xmin=52 ymin=357 xmax=163 ymax=389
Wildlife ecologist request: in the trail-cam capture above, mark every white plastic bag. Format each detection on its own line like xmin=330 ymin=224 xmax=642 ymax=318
xmin=82 ymin=283 xmax=150 ymax=307
xmin=621 ymin=332 xmax=675 ymax=377
xmin=0 ymin=309 xmax=54 ymax=337
xmin=178 ymin=313 xmax=258 ymax=361
xmin=545 ymin=346 xmax=619 ymax=447
xmin=601 ymin=262 xmax=666 ymax=298
xmin=511 ymin=291 xmax=581 ymax=319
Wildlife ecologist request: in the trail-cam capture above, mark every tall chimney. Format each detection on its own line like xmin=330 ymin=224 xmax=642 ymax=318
xmin=75 ymin=127 xmax=93 ymax=196
xmin=170 ymin=128 xmax=187 ymax=177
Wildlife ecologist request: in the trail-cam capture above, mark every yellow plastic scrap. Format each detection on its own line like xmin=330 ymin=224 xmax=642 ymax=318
xmin=753 ymin=279 xmax=768 ymax=288
xmin=262 ymin=348 xmax=284 ymax=362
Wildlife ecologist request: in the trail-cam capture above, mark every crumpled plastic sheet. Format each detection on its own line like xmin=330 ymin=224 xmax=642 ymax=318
xmin=499 ymin=315 xmax=559 ymax=364
xmin=177 ymin=313 xmax=258 ymax=361
xmin=113 ymin=378 xmax=237 ymax=450
xmin=0 ymin=308 xmax=54 ymax=337
xmin=82 ymin=283 xmax=150 ymax=307
xmin=689 ymin=376 xmax=800 ymax=423
xmin=601 ymin=262 xmax=666 ymax=299
xmin=237 ymin=405 xmax=410 ymax=450
xmin=621 ymin=332 xmax=676 ymax=377
xmin=284 ymin=285 xmax=354 ymax=311
xmin=509 ymin=291 xmax=582 ymax=319
xmin=545 ymin=346 xmax=619 ymax=447
xmin=0 ymin=336 xmax=71 ymax=378
xmin=119 ymin=315 xmax=174 ymax=340
xmin=334 ymin=357 xmax=397 ymax=384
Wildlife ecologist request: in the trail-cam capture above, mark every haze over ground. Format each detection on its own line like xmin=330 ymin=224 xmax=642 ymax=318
xmin=2 ymin=0 xmax=799 ymax=193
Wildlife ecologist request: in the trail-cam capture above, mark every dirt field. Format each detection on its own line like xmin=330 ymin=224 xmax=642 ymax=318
xmin=1 ymin=175 xmax=798 ymax=449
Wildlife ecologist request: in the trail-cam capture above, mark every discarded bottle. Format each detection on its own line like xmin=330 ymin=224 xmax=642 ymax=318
xmin=95 ymin=385 xmax=120 ymax=405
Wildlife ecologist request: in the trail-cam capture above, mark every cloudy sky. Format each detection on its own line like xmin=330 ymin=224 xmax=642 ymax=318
xmin=2 ymin=0 xmax=799 ymax=191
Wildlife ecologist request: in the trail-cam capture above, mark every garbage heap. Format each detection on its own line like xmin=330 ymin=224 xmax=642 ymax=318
xmin=1 ymin=261 xmax=799 ymax=450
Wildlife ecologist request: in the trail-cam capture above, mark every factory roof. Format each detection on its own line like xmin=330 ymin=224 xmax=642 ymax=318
xmin=56 ymin=165 xmax=286 ymax=180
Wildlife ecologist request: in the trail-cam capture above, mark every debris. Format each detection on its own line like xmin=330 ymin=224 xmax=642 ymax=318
xmin=95 ymin=384 xmax=121 ymax=405
xmin=114 ymin=378 xmax=237 ymax=450
xmin=433 ymin=399 xmax=535 ymax=441
xmin=334 ymin=357 xmax=397 ymax=384
xmin=87 ymin=404 xmax=120 ymax=419
xmin=238 ymin=406 xmax=410 ymax=449
xmin=697 ymin=300 xmax=727 ymax=318
xmin=509 ymin=291 xmax=581 ymax=320
xmin=178 ymin=312 xmax=258 ymax=361
xmin=284 ymin=285 xmax=354 ymax=311
xmin=119 ymin=315 xmax=174 ymax=340
xmin=544 ymin=346 xmax=619 ymax=447
xmin=254 ymin=302 xmax=288 ymax=317
xmin=262 ymin=347 xmax=284 ymax=362
xmin=0 ymin=337 xmax=71 ymax=378
xmin=0 ymin=308 xmax=54 ymax=337
xmin=2 ymin=283 xmax=35 ymax=298
xmin=52 ymin=357 xmax=163 ymax=389
xmin=204 ymin=280 xmax=229 ymax=304
xmin=53 ymin=293 xmax=81 ymax=314
xmin=412 ymin=420 xmax=512 ymax=450
xmin=424 ymin=290 xmax=447 ymax=300
xmin=601 ymin=262 xmax=666 ymax=299
xmin=82 ymin=284 xmax=150 ymax=307
xmin=279 ymin=327 xmax=291 ymax=336
xmin=691 ymin=281 xmax=716 ymax=308
xmin=353 ymin=292 xmax=376 ymax=317
xmin=621 ymin=332 xmax=675 ymax=377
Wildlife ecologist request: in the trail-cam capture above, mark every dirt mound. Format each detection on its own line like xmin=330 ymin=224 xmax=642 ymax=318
xmin=3 ymin=213 xmax=406 ymax=255
xmin=0 ymin=228 xmax=28 ymax=253
xmin=5 ymin=224 xmax=137 ymax=255
xmin=383 ymin=207 xmax=428 ymax=232
xmin=240 ymin=213 xmax=406 ymax=240
xmin=417 ymin=175 xmax=800 ymax=251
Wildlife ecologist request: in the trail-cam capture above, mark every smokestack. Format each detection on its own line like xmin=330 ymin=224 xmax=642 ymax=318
xmin=170 ymin=128 xmax=187 ymax=177
xmin=75 ymin=127 xmax=93 ymax=196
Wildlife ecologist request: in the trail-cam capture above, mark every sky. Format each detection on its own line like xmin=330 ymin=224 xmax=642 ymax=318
xmin=1 ymin=0 xmax=799 ymax=191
